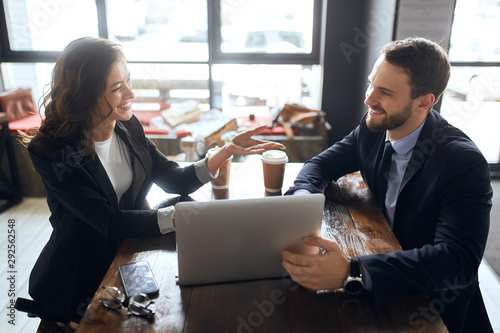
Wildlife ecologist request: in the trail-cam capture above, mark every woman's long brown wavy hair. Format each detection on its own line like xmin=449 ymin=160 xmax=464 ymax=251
xmin=20 ymin=37 xmax=125 ymax=165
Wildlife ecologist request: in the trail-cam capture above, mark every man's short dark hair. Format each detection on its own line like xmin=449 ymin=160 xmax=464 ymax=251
xmin=382 ymin=37 xmax=450 ymax=106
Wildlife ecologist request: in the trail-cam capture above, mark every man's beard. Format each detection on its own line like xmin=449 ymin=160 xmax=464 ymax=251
xmin=366 ymin=100 xmax=413 ymax=132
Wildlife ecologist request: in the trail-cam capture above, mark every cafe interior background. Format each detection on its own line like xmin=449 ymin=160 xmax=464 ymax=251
xmin=1 ymin=0 xmax=500 ymax=331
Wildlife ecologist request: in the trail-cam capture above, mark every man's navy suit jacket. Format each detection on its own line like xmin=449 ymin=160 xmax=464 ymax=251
xmin=287 ymin=109 xmax=493 ymax=332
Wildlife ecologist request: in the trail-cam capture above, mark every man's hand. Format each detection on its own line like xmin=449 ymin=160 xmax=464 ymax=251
xmin=282 ymin=236 xmax=350 ymax=291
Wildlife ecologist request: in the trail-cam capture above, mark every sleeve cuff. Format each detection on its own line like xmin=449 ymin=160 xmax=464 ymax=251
xmin=194 ymin=157 xmax=218 ymax=183
xmin=293 ymin=189 xmax=312 ymax=196
xmin=360 ymin=261 xmax=372 ymax=292
xmin=157 ymin=206 xmax=176 ymax=234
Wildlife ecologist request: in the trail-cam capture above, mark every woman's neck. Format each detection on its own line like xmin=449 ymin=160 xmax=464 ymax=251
xmin=93 ymin=119 xmax=116 ymax=142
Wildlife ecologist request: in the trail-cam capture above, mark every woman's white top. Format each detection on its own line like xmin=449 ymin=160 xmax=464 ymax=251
xmin=95 ymin=131 xmax=217 ymax=235
xmin=94 ymin=131 xmax=133 ymax=203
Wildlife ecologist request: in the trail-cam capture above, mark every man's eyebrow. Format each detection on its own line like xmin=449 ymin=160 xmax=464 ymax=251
xmin=367 ymin=76 xmax=397 ymax=94
xmin=368 ymin=80 xmax=397 ymax=94
xmin=379 ymin=86 xmax=397 ymax=94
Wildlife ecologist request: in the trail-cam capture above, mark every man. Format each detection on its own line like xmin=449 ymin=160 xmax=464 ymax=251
xmin=282 ymin=37 xmax=493 ymax=333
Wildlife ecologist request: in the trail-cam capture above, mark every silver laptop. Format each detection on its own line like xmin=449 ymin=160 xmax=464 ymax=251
xmin=175 ymin=193 xmax=325 ymax=285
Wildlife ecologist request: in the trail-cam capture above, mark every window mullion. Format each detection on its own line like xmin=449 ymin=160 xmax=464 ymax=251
xmin=95 ymin=0 xmax=108 ymax=38
xmin=450 ymin=62 xmax=500 ymax=67
xmin=207 ymin=0 xmax=219 ymax=108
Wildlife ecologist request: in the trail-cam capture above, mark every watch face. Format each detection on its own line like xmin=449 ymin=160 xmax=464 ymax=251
xmin=345 ymin=278 xmax=364 ymax=294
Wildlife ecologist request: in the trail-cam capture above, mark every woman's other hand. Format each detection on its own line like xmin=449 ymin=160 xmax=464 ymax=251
xmin=206 ymin=125 xmax=285 ymax=174
xmin=225 ymin=125 xmax=285 ymax=155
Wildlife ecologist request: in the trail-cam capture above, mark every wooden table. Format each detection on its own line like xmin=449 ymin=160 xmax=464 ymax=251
xmin=76 ymin=161 xmax=447 ymax=332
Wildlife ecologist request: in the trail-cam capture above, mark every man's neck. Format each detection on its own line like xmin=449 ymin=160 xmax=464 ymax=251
xmin=388 ymin=110 xmax=430 ymax=141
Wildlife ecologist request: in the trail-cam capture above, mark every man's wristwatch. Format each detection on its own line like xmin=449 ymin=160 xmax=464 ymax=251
xmin=343 ymin=257 xmax=364 ymax=295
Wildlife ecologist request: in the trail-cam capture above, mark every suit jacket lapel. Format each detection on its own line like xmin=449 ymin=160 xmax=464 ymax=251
xmin=372 ymin=136 xmax=388 ymax=183
xmin=401 ymin=110 xmax=439 ymax=185
xmin=358 ymin=112 xmax=386 ymax=193
xmin=82 ymin=120 xmax=150 ymax=209
xmin=84 ymin=154 xmax=118 ymax=207
xmin=389 ymin=110 xmax=439 ymax=231
xmin=114 ymin=121 xmax=150 ymax=208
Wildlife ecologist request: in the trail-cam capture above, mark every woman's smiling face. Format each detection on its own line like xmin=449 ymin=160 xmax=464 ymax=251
xmin=96 ymin=57 xmax=135 ymax=124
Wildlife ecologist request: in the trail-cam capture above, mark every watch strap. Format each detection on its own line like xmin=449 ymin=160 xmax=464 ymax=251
xmin=350 ymin=257 xmax=361 ymax=278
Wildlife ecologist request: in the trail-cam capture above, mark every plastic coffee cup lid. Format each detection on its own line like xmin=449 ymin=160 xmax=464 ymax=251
xmin=206 ymin=147 xmax=220 ymax=157
xmin=262 ymin=150 xmax=288 ymax=164
xmin=206 ymin=147 xmax=233 ymax=160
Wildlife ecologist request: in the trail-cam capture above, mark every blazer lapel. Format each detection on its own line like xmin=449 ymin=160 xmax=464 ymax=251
xmin=84 ymin=155 xmax=118 ymax=207
xmin=80 ymin=120 xmax=153 ymax=209
xmin=401 ymin=110 xmax=439 ymax=186
xmin=364 ymin=134 xmax=386 ymax=195
xmin=114 ymin=121 xmax=151 ymax=208
xmin=372 ymin=137 xmax=388 ymax=182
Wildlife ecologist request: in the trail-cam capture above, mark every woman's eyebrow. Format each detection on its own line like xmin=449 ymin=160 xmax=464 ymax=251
xmin=109 ymin=71 xmax=131 ymax=88
xmin=110 ymin=80 xmax=122 ymax=88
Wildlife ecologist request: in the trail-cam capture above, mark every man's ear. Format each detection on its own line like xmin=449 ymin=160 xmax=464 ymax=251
xmin=416 ymin=93 xmax=435 ymax=112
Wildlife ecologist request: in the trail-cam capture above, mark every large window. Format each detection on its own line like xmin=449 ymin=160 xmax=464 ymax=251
xmin=441 ymin=0 xmax=500 ymax=169
xmin=2 ymin=0 xmax=99 ymax=52
xmin=219 ymin=0 xmax=314 ymax=55
xmin=1 ymin=0 xmax=323 ymax=117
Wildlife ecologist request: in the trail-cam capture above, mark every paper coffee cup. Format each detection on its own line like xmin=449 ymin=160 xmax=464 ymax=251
xmin=206 ymin=147 xmax=233 ymax=189
xmin=261 ymin=150 xmax=288 ymax=193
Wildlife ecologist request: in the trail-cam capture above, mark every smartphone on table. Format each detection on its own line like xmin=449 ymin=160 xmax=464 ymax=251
xmin=119 ymin=261 xmax=159 ymax=298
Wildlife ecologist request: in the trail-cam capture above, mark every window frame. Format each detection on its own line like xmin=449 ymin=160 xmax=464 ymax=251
xmin=449 ymin=61 xmax=500 ymax=176
xmin=446 ymin=0 xmax=500 ymax=174
xmin=1 ymin=0 xmax=323 ymax=108
xmin=208 ymin=0 xmax=323 ymax=65
xmin=0 ymin=0 xmax=107 ymax=62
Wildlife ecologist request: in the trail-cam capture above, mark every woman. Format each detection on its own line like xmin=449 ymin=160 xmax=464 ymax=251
xmin=21 ymin=37 xmax=284 ymax=326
